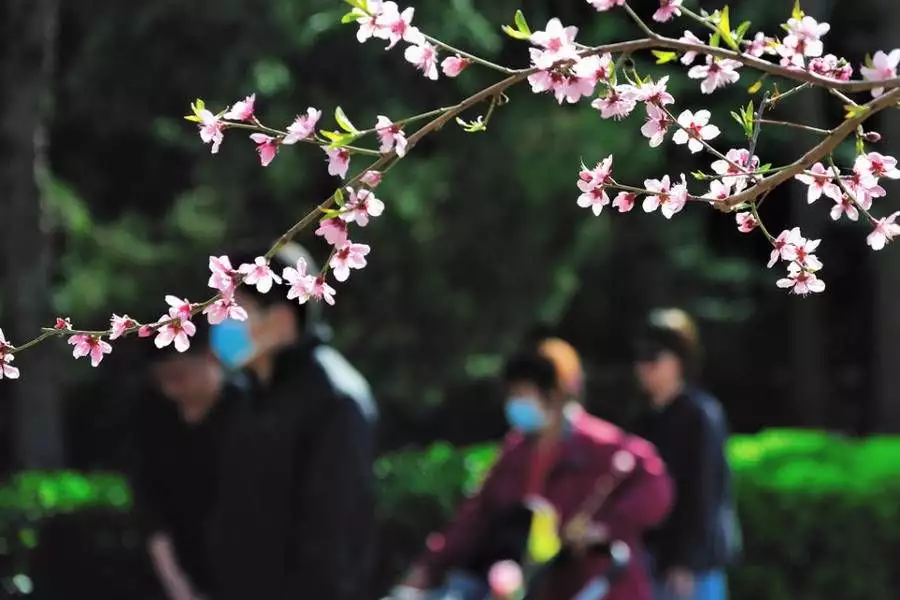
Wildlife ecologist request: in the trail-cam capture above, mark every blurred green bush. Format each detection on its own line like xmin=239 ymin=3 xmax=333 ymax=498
xmin=2 ymin=429 xmax=900 ymax=599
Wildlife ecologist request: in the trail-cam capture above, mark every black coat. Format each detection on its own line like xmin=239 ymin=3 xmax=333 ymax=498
xmin=207 ymin=336 xmax=378 ymax=600
xmin=632 ymin=387 xmax=742 ymax=573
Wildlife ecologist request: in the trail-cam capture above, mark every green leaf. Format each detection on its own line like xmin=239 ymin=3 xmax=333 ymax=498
xmin=791 ymin=0 xmax=804 ymax=20
xmin=319 ymin=207 xmax=342 ymax=219
xmin=184 ymin=114 xmax=202 ymax=123
xmin=691 ymin=170 xmax=708 ymax=180
xmin=856 ymin=135 xmax=866 ymax=156
xmin=709 ymin=30 xmax=721 ymax=48
xmin=514 ymin=10 xmax=531 ymax=35
xmin=501 ymin=24 xmax=531 ymax=40
xmin=320 ymin=129 xmax=344 ymax=142
xmin=735 ymin=20 xmax=752 ymax=42
xmin=717 ymin=6 xmax=739 ymax=51
xmin=758 ymin=163 xmax=772 ymax=173
xmin=863 ymin=53 xmax=874 ymax=68
xmin=334 ymin=106 xmax=358 ymax=133
xmin=334 ymin=187 xmax=345 ymax=207
xmin=730 ymin=111 xmax=743 ymax=127
xmin=455 ymin=116 xmax=487 ymax=133
xmin=340 ymin=10 xmax=359 ymax=24
xmin=327 ymin=133 xmax=358 ymax=148
xmin=845 ymin=104 xmax=870 ymax=119
xmin=343 ymin=0 xmax=367 ymax=9
xmin=652 ymin=50 xmax=678 ymax=65
xmin=747 ymin=78 xmax=764 ymax=94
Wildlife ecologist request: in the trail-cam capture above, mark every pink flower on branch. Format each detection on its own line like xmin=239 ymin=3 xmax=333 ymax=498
xmin=404 ymin=40 xmax=439 ymax=80
xmin=672 ymin=109 xmax=720 ymax=154
xmin=208 ymin=255 xmax=239 ymax=296
xmin=830 ymin=195 xmax=859 ymax=222
xmin=373 ymin=2 xmax=421 ymax=49
xmin=376 ymin=116 xmax=408 ymax=157
xmin=329 ymin=241 xmax=371 ymax=282
xmin=679 ymin=30 xmax=704 ymax=65
xmin=529 ymin=18 xmax=580 ymax=70
xmin=794 ymin=162 xmax=841 ymax=203
xmin=283 ymin=257 xmax=317 ymax=304
xmin=643 ymin=174 xmax=688 ymax=219
xmin=250 ymin=133 xmax=278 ymax=167
xmin=325 ymin=147 xmax=351 ymax=178
xmin=612 ymin=191 xmax=636 ymax=213
xmin=316 ymin=217 xmax=349 ymax=247
xmin=735 ymin=211 xmax=759 ymax=233
xmin=68 ymin=334 xmax=112 ymax=367
xmin=154 ymin=317 xmax=196 ymax=353
xmin=777 ymin=263 xmax=825 ymax=295
xmin=860 ymin=49 xmax=900 ymax=97
xmin=652 ymin=0 xmax=682 ymax=23
xmin=591 ymin=85 xmax=638 ymax=120
xmin=110 ymin=314 xmax=138 ymax=340
xmin=577 ymin=156 xmax=614 ymax=216
xmin=204 ymin=297 xmax=248 ymax=325
xmin=343 ymin=187 xmax=385 ymax=227
xmin=688 ymin=56 xmax=741 ymax=94
xmin=641 ymin=103 xmax=671 ymax=147
xmin=361 ymin=169 xmax=383 ymax=188
xmin=223 ymin=94 xmax=256 ymax=122
xmin=282 ymin=108 xmax=322 ymax=145
xmin=238 ymin=257 xmax=282 ymax=294
xmin=867 ymin=211 xmax=900 ymax=251
xmin=587 ymin=0 xmax=625 ymax=11
xmin=441 ymin=56 xmax=470 ymax=77
xmin=0 ymin=329 xmax=19 ymax=380
xmin=710 ymin=149 xmax=759 ymax=193
xmin=55 ymin=317 xmax=72 ymax=330
xmin=198 ymin=110 xmax=224 ymax=154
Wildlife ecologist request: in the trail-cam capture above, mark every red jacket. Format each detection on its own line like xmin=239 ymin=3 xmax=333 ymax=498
xmin=417 ymin=408 xmax=673 ymax=600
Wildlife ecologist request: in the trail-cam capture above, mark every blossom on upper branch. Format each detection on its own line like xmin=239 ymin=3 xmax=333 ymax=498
xmin=672 ymin=110 xmax=720 ymax=154
xmin=860 ymin=50 xmax=900 ymax=97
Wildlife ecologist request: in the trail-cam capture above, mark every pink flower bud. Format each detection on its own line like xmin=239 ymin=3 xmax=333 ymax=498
xmin=488 ymin=561 xmax=523 ymax=599
xmin=361 ymin=170 xmax=383 ymax=188
xmin=138 ymin=326 xmax=154 ymax=338
xmin=864 ymin=131 xmax=882 ymax=143
xmin=441 ymin=56 xmax=471 ymax=78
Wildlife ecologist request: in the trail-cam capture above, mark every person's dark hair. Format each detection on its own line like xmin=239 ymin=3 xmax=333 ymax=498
xmin=633 ymin=307 xmax=702 ymax=379
xmin=502 ymin=349 xmax=560 ymax=397
xmin=224 ymin=241 xmax=324 ymax=337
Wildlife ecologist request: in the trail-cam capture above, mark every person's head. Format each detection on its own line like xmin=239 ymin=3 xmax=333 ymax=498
xmin=146 ymin=318 xmax=223 ymax=409
xmin=633 ymin=307 xmax=701 ymax=403
xmin=209 ymin=242 xmax=323 ymax=372
xmin=501 ymin=337 xmax=584 ymax=435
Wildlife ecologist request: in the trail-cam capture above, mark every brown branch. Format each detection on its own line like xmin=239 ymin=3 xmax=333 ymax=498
xmin=715 ymin=87 xmax=900 ymax=210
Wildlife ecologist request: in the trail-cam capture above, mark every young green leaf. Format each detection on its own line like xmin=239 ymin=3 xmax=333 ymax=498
xmin=328 ymin=132 xmax=358 ymax=148
xmin=340 ymin=11 xmax=359 ymax=24
xmin=320 ymin=130 xmax=344 ymax=142
xmin=747 ymin=78 xmax=764 ymax=94
xmin=652 ymin=50 xmax=678 ymax=64
xmin=730 ymin=111 xmax=744 ymax=127
xmin=343 ymin=0 xmax=367 ymax=9
xmin=334 ymin=106 xmax=358 ymax=133
xmin=514 ymin=10 xmax=531 ymax=35
xmin=319 ymin=207 xmax=342 ymax=219
xmin=334 ymin=187 xmax=345 ymax=207
xmin=791 ymin=0 xmax=804 ymax=20
xmin=855 ymin=135 xmax=866 ymax=156
xmin=691 ymin=170 xmax=708 ymax=181
xmin=758 ymin=163 xmax=772 ymax=173
xmin=501 ymin=24 xmax=531 ymax=40
xmin=709 ymin=30 xmax=721 ymax=48
xmin=717 ymin=6 xmax=739 ymax=51
xmin=455 ymin=116 xmax=486 ymax=133
xmin=735 ymin=20 xmax=752 ymax=42
xmin=845 ymin=104 xmax=870 ymax=119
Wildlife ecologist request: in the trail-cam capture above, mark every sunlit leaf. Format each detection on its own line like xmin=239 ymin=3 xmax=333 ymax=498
xmin=845 ymin=104 xmax=870 ymax=119
xmin=334 ymin=187 xmax=345 ymax=207
xmin=340 ymin=11 xmax=359 ymax=24
xmin=501 ymin=24 xmax=530 ymax=40
xmin=717 ymin=6 xmax=739 ymax=51
xmin=334 ymin=106 xmax=358 ymax=133
xmin=791 ymin=0 xmax=804 ymax=20
xmin=747 ymin=78 xmax=764 ymax=94
xmin=652 ymin=50 xmax=678 ymax=64
xmin=514 ymin=9 xmax=531 ymax=35
xmin=735 ymin=20 xmax=752 ymax=42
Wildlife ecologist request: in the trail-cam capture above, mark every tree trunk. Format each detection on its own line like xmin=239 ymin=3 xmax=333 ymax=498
xmin=0 ymin=0 xmax=63 ymax=468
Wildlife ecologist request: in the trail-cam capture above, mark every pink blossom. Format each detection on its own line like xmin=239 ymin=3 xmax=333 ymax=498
xmin=208 ymin=255 xmax=238 ymax=295
xmin=777 ymin=16 xmax=830 ymax=67
xmin=250 ymin=133 xmax=278 ymax=167
xmin=138 ymin=325 xmax=154 ymax=338
xmin=354 ymin=0 xmax=384 ymax=43
xmin=652 ymin=0 xmax=682 ymax=23
xmin=643 ymin=174 xmax=688 ymax=219
xmin=282 ymin=257 xmax=317 ymax=304
xmin=746 ymin=32 xmax=771 ymax=58
xmin=529 ymin=18 xmax=581 ymax=70
xmin=166 ymin=295 xmax=193 ymax=321
xmin=777 ymin=263 xmax=825 ymax=295
xmin=0 ymin=329 xmax=20 ymax=380
xmin=679 ymin=30 xmax=704 ymax=65
xmin=587 ymin=0 xmax=625 ymax=10
xmin=311 ymin=275 xmax=337 ymax=305
xmin=809 ymin=55 xmax=853 ymax=81
xmin=830 ymin=195 xmax=859 ymax=222
xmin=110 ymin=314 xmax=138 ymax=340
xmin=860 ymin=49 xmax=900 ymax=97
xmin=487 ymin=561 xmax=524 ymax=599
xmin=867 ymin=211 xmax=900 ymax=251
xmin=375 ymin=116 xmax=408 ymax=157
xmin=361 ymin=169 xmax=383 ymax=188
xmin=845 ymin=169 xmax=886 ymax=210
xmin=577 ymin=156 xmax=614 ymax=216
xmin=154 ymin=317 xmax=196 ymax=353
xmin=641 ymin=103 xmax=670 ymax=147
xmin=282 ymin=108 xmax=322 ymax=145
xmin=330 ymin=241 xmax=370 ymax=282
xmin=55 ymin=317 xmax=72 ymax=330
xmin=635 ymin=76 xmax=674 ymax=106
xmin=68 ymin=334 xmax=112 ymax=367
xmin=404 ymin=40 xmax=439 ymax=80
xmin=855 ymin=152 xmax=900 ymax=184
xmin=735 ymin=211 xmax=759 ymax=233
xmin=688 ymin=56 xmax=741 ymax=94
xmin=672 ymin=109 xmax=720 ymax=154
xmin=343 ymin=187 xmax=385 ymax=227
xmin=572 ymin=53 xmax=614 ymax=86
xmin=591 ymin=85 xmax=638 ymax=120
xmin=203 ymin=297 xmax=248 ymax=325
xmin=223 ymin=94 xmax=256 ymax=122
xmin=324 ymin=147 xmax=351 ymax=178
xmin=710 ymin=149 xmax=759 ymax=193
xmin=198 ymin=110 xmax=224 ymax=154
xmin=441 ymin=56 xmax=470 ymax=77
xmin=612 ymin=191 xmax=636 ymax=212
xmin=238 ymin=257 xmax=282 ymax=294
xmin=788 ymin=229 xmax=823 ymax=271
xmin=794 ymin=162 xmax=841 ymax=203
xmin=373 ymin=2 xmax=421 ymax=49
xmin=316 ymin=217 xmax=349 ymax=247
xmin=768 ymin=229 xmax=799 ymax=267
xmin=704 ymin=179 xmax=732 ymax=203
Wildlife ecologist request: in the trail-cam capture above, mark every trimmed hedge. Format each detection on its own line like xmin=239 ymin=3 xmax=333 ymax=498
xmin=2 ymin=429 xmax=900 ymax=599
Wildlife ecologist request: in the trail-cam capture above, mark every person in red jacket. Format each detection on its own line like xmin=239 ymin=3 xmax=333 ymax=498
xmin=399 ymin=338 xmax=673 ymax=600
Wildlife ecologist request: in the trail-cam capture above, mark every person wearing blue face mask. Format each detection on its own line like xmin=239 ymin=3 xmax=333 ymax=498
xmin=203 ymin=242 xmax=377 ymax=600
xmin=398 ymin=339 xmax=673 ymax=600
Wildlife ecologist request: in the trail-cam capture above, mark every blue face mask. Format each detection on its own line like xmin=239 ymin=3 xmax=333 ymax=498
xmin=504 ymin=396 xmax=548 ymax=433
xmin=210 ymin=318 xmax=256 ymax=370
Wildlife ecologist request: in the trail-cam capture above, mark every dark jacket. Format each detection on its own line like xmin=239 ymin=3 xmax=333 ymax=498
xmin=130 ymin=383 xmax=240 ymax=594
xmin=417 ymin=407 xmax=673 ymax=600
xmin=633 ymin=387 xmax=741 ymax=573
xmin=207 ymin=335 xmax=377 ymax=600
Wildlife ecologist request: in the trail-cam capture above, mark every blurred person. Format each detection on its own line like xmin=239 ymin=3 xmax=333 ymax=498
xmin=397 ymin=338 xmax=673 ymax=600
xmin=131 ymin=318 xmax=239 ymax=600
xmin=631 ymin=308 xmax=741 ymax=600
xmin=205 ymin=242 xmax=377 ymax=600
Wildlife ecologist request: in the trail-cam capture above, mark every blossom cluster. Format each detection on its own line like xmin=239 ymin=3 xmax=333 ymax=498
xmin=3 ymin=0 xmax=900 ymax=379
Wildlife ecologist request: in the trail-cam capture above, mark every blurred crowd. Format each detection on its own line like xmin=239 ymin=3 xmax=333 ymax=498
xmin=133 ymin=241 xmax=740 ymax=600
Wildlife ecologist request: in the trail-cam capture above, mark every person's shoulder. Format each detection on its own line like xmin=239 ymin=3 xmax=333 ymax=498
xmin=573 ymin=412 xmax=665 ymax=472
xmin=684 ymin=387 xmax=727 ymax=427
xmin=310 ymin=344 xmax=377 ymax=422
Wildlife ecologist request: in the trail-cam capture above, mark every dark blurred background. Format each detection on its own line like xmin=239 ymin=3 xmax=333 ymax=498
xmin=2 ymin=0 xmax=900 ymax=597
